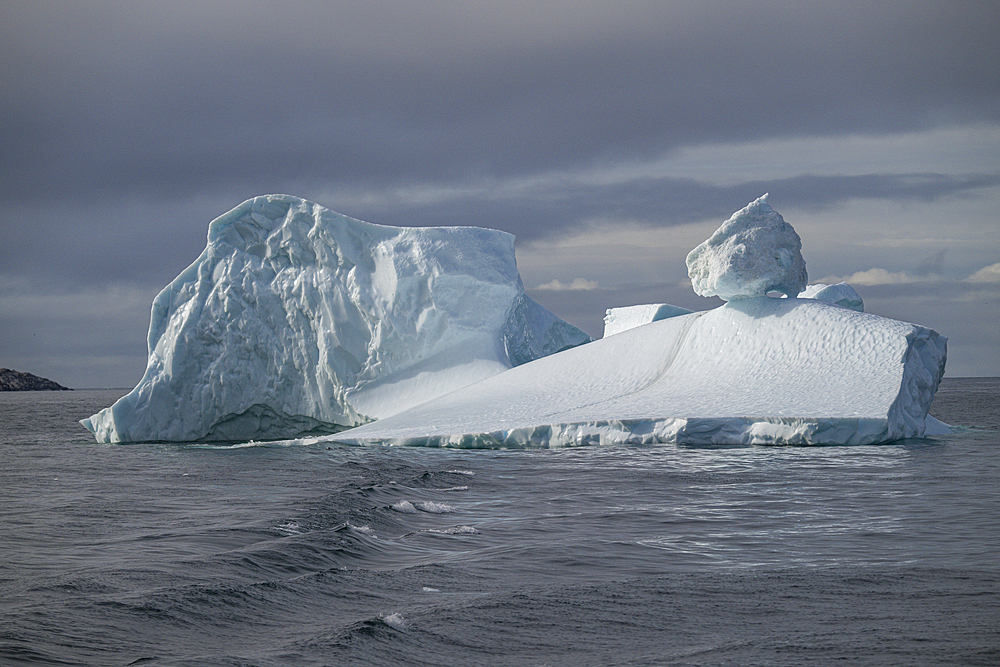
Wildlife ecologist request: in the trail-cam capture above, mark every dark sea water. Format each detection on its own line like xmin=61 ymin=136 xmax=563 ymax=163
xmin=1 ymin=378 xmax=998 ymax=666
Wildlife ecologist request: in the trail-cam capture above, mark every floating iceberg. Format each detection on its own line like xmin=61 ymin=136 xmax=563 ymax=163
xmin=332 ymin=195 xmax=946 ymax=447
xmin=83 ymin=193 xmax=947 ymax=446
xmin=333 ymin=297 xmax=947 ymax=447
xmin=82 ymin=195 xmax=590 ymax=443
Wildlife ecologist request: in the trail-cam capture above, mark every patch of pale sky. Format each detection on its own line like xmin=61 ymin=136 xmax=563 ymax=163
xmin=636 ymin=124 xmax=1000 ymax=186
xmin=784 ymin=195 xmax=1000 ymax=278
xmin=516 ymin=220 xmax=708 ymax=290
xmin=819 ymin=261 xmax=1000 ymax=287
xmin=965 ymin=262 xmax=1000 ymax=284
xmin=534 ymin=278 xmax=600 ymax=292
xmin=817 ymin=268 xmax=938 ymax=287
xmin=317 ymin=123 xmax=999 ymax=233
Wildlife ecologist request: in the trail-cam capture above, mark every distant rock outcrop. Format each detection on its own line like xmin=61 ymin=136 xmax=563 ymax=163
xmin=0 ymin=368 xmax=71 ymax=391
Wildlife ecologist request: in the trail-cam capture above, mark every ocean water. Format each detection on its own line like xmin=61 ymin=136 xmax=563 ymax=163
xmin=1 ymin=378 xmax=998 ymax=666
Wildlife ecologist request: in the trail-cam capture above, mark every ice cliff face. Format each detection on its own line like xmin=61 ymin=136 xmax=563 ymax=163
xmin=686 ymin=194 xmax=808 ymax=300
xmin=82 ymin=195 xmax=590 ymax=443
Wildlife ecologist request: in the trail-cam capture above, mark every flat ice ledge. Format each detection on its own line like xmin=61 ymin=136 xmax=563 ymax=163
xmin=331 ymin=297 xmax=947 ymax=447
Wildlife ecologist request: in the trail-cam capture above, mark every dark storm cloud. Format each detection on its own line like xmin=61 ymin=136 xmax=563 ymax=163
xmin=2 ymin=1 xmax=998 ymax=208
xmin=363 ymin=172 xmax=1000 ymax=243
xmin=2 ymin=167 xmax=994 ymax=291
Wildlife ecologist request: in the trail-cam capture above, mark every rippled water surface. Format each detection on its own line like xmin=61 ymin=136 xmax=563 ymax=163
xmin=1 ymin=379 xmax=998 ymax=666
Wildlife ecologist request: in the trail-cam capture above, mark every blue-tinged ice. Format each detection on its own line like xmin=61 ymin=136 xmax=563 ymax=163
xmin=83 ymin=194 xmax=947 ymax=447
xmin=81 ymin=195 xmax=590 ymax=443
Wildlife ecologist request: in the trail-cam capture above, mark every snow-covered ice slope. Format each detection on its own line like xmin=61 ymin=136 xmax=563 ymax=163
xmin=333 ymin=297 xmax=947 ymax=447
xmin=82 ymin=195 xmax=590 ymax=443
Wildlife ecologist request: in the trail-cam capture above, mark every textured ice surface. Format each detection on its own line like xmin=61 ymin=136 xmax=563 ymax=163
xmin=333 ymin=297 xmax=947 ymax=447
xmin=82 ymin=195 xmax=590 ymax=443
xmin=686 ymin=194 xmax=808 ymax=300
xmin=603 ymin=303 xmax=693 ymax=337
xmin=786 ymin=282 xmax=864 ymax=312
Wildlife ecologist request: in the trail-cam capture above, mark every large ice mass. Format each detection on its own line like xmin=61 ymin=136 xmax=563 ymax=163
xmin=82 ymin=195 xmax=590 ymax=443
xmin=329 ymin=195 xmax=947 ymax=447
xmin=686 ymin=194 xmax=808 ymax=300
xmin=332 ymin=297 xmax=947 ymax=447
xmin=84 ymin=193 xmax=948 ymax=446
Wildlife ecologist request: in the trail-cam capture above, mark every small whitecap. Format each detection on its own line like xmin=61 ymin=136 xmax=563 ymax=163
xmin=439 ymin=485 xmax=469 ymax=492
xmin=428 ymin=525 xmax=479 ymax=535
xmin=274 ymin=521 xmax=303 ymax=535
xmin=417 ymin=501 xmax=454 ymax=513
xmin=391 ymin=500 xmax=417 ymax=513
xmin=348 ymin=523 xmax=375 ymax=535
xmin=422 ymin=586 xmax=440 ymax=593
xmin=380 ymin=612 xmax=406 ymax=630
xmin=446 ymin=469 xmax=475 ymax=476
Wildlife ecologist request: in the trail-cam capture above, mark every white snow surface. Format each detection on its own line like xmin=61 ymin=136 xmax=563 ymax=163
xmin=686 ymin=194 xmax=808 ymax=300
xmin=81 ymin=195 xmax=590 ymax=443
xmin=603 ymin=303 xmax=693 ymax=337
xmin=332 ymin=297 xmax=947 ymax=447
xmin=785 ymin=282 xmax=864 ymax=312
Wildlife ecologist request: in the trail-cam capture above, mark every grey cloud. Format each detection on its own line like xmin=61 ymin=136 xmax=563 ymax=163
xmin=359 ymin=172 xmax=1000 ymax=243
xmin=2 ymin=1 xmax=999 ymax=382
xmin=917 ymin=250 xmax=948 ymax=277
xmin=0 ymin=199 xmax=220 ymax=289
xmin=2 ymin=2 xmax=998 ymax=208
xmin=3 ymin=170 xmax=993 ymax=291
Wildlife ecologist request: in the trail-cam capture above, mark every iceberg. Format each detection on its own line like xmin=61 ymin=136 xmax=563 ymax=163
xmin=331 ymin=195 xmax=946 ymax=447
xmin=83 ymin=193 xmax=947 ymax=447
xmin=82 ymin=195 xmax=590 ymax=443
xmin=333 ymin=297 xmax=947 ymax=447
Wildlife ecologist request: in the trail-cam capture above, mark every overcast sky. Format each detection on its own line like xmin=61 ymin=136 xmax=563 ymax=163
xmin=2 ymin=1 xmax=998 ymax=388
